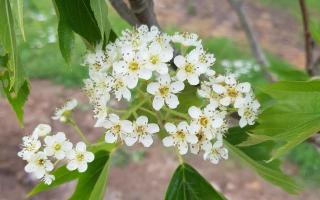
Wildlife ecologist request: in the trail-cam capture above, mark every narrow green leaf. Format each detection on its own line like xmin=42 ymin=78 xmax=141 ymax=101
xmin=69 ymin=151 xmax=110 ymax=200
xmin=224 ymin=140 xmax=301 ymax=194
xmin=27 ymin=165 xmax=80 ymax=197
xmin=165 ymin=163 xmax=227 ymax=200
xmin=0 ymin=0 xmax=25 ymax=91
xmin=90 ymin=0 xmax=111 ymax=40
xmin=58 ymin=19 xmax=75 ymax=64
xmin=53 ymin=0 xmax=101 ymax=46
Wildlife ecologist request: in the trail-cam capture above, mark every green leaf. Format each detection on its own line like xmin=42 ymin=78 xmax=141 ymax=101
xmin=58 ymin=19 xmax=75 ymax=64
xmin=252 ymin=81 xmax=320 ymax=160
xmin=11 ymin=0 xmax=25 ymax=41
xmin=2 ymin=79 xmax=29 ymax=126
xmin=90 ymin=0 xmax=111 ymax=41
xmin=224 ymin=140 xmax=301 ymax=194
xmin=53 ymin=0 xmax=101 ymax=46
xmin=165 ymin=163 xmax=227 ymax=200
xmin=69 ymin=151 xmax=110 ymax=200
xmin=27 ymin=165 xmax=80 ymax=197
xmin=176 ymin=83 xmax=204 ymax=113
xmin=0 ymin=0 xmax=25 ymax=91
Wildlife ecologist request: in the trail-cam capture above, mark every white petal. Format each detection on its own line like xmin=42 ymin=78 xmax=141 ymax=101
xmin=178 ymin=142 xmax=188 ymax=155
xmin=188 ymin=106 xmax=202 ymax=119
xmin=239 ymin=118 xmax=248 ymax=128
xmin=125 ymin=75 xmax=138 ymax=89
xmin=236 ymin=82 xmax=251 ymax=93
xmin=186 ymin=134 xmax=198 ymax=144
xmin=212 ymin=118 xmax=223 ymax=128
xmin=158 ymin=74 xmax=171 ymax=85
xmin=165 ymin=123 xmax=176 ymax=133
xmin=220 ymin=97 xmax=231 ymax=106
xmin=187 ymin=74 xmax=199 ymax=85
xmin=105 ymin=131 xmax=117 ymax=143
xmin=78 ymin=163 xmax=88 ymax=173
xmin=76 ymin=142 xmax=86 ymax=152
xmin=55 ymin=132 xmax=66 ymax=142
xmin=153 ymin=96 xmax=165 ymax=111
xmin=121 ymin=120 xmax=133 ymax=133
xmin=174 ymin=55 xmax=186 ymax=67
xmin=124 ymin=135 xmax=138 ymax=146
xmin=156 ymin=63 xmax=169 ymax=74
xmin=189 ymin=122 xmax=200 ymax=134
xmin=147 ymin=82 xmax=160 ymax=95
xmin=162 ymin=136 xmax=174 ymax=147
xmin=170 ymin=81 xmax=184 ymax=93
xmin=55 ymin=151 xmax=65 ymax=160
xmin=190 ymin=144 xmax=200 ymax=154
xmin=160 ymin=48 xmax=173 ymax=62
xmin=136 ymin=116 xmax=148 ymax=125
xmin=146 ymin=123 xmax=160 ymax=134
xmin=67 ymin=160 xmax=78 ymax=171
xmin=165 ymin=94 xmax=179 ymax=109
xmin=139 ymin=68 xmax=152 ymax=80
xmin=176 ymin=70 xmax=187 ymax=81
xmin=109 ymin=113 xmax=120 ymax=123
xmin=211 ymin=84 xmax=226 ymax=94
xmin=85 ymin=152 xmax=95 ymax=162
xmin=122 ymin=88 xmax=131 ymax=101
xmin=44 ymin=147 xmax=54 ymax=156
xmin=140 ymin=135 xmax=153 ymax=147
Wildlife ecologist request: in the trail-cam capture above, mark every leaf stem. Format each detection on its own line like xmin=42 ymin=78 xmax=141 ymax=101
xmin=68 ymin=118 xmax=90 ymax=145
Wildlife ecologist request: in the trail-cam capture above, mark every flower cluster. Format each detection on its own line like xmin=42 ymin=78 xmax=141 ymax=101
xmin=82 ymin=25 xmax=260 ymax=165
xmin=221 ymin=59 xmax=260 ymax=78
xmin=18 ymin=124 xmax=94 ymax=185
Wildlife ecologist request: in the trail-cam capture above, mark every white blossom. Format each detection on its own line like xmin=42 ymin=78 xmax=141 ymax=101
xmin=52 ymin=99 xmax=78 ymax=122
xmin=174 ymin=49 xmax=209 ymax=85
xmin=203 ymin=141 xmax=228 ymax=164
xmin=140 ymin=42 xmax=173 ymax=74
xmin=67 ymin=142 xmax=94 ymax=173
xmin=24 ymin=151 xmax=54 ymax=179
xmin=100 ymin=113 xmax=133 ymax=145
xmin=125 ymin=116 xmax=160 ymax=147
xmin=44 ymin=132 xmax=73 ymax=160
xmin=147 ymin=74 xmax=184 ymax=110
xmin=32 ymin=124 xmax=51 ymax=137
xmin=162 ymin=121 xmax=198 ymax=155
xmin=171 ymin=32 xmax=201 ymax=47
xmin=18 ymin=135 xmax=41 ymax=160
xmin=42 ymin=173 xmax=55 ymax=185
xmin=238 ymin=97 xmax=260 ymax=128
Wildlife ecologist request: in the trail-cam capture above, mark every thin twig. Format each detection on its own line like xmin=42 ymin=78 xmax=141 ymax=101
xmin=109 ymin=0 xmax=140 ymax=26
xmin=227 ymin=0 xmax=275 ymax=82
xmin=299 ymin=0 xmax=315 ymax=76
xmin=128 ymin=0 xmax=160 ymax=27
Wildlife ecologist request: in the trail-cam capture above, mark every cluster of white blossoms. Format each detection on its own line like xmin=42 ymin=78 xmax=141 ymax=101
xmin=221 ymin=59 xmax=260 ymax=78
xmin=18 ymin=124 xmax=94 ymax=185
xmin=83 ymin=25 xmax=260 ymax=165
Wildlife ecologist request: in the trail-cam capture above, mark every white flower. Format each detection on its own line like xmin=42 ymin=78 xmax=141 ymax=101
xmin=24 ymin=151 xmax=54 ymax=179
xmin=67 ymin=142 xmax=94 ymax=173
xmin=84 ymin=49 xmax=109 ymax=73
xmin=147 ymin=74 xmax=184 ymax=110
xmin=125 ymin=116 xmax=159 ymax=147
xmin=238 ymin=98 xmax=260 ymax=128
xmin=174 ymin=49 xmax=208 ymax=85
xmin=162 ymin=121 xmax=198 ymax=155
xmin=203 ymin=141 xmax=228 ymax=164
xmin=188 ymin=103 xmax=225 ymax=137
xmin=110 ymin=73 xmax=132 ymax=101
xmin=140 ymin=42 xmax=173 ymax=74
xmin=42 ymin=173 xmax=55 ymax=185
xmin=113 ymin=47 xmax=152 ymax=88
xmin=100 ymin=113 xmax=133 ymax=145
xmin=44 ymin=132 xmax=73 ymax=160
xmin=190 ymin=128 xmax=213 ymax=155
xmin=211 ymin=74 xmax=251 ymax=107
xmin=52 ymin=99 xmax=78 ymax=122
xmin=171 ymin=32 xmax=201 ymax=47
xmin=32 ymin=124 xmax=51 ymax=137
xmin=18 ymin=135 xmax=41 ymax=160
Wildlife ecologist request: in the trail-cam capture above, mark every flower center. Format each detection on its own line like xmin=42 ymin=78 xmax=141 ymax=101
xmin=159 ymin=86 xmax=169 ymax=96
xmin=54 ymin=143 xmax=61 ymax=151
xmin=244 ymin=108 xmax=253 ymax=117
xmin=176 ymin=130 xmax=186 ymax=139
xmin=129 ymin=60 xmax=139 ymax=72
xmin=113 ymin=124 xmax=121 ymax=133
xmin=114 ymin=79 xmax=124 ymax=89
xmin=184 ymin=63 xmax=194 ymax=73
xmin=150 ymin=55 xmax=159 ymax=65
xmin=37 ymin=158 xmax=45 ymax=166
xmin=93 ymin=63 xmax=102 ymax=71
xmin=196 ymin=131 xmax=204 ymax=141
xmin=199 ymin=116 xmax=209 ymax=127
xmin=76 ymin=153 xmax=84 ymax=161
xmin=136 ymin=125 xmax=145 ymax=135
xmin=227 ymin=87 xmax=238 ymax=98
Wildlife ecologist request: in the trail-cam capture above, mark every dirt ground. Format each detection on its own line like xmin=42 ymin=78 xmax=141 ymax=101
xmin=0 ymin=0 xmax=318 ymax=200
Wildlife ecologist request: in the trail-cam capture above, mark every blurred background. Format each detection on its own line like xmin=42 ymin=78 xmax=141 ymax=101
xmin=0 ymin=0 xmax=320 ymax=199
